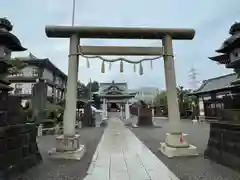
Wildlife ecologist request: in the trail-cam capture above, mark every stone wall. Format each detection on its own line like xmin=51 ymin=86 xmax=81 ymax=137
xmin=204 ymin=121 xmax=240 ymax=170
xmin=0 ymin=123 xmax=42 ymax=179
xmin=0 ymin=95 xmax=42 ymax=179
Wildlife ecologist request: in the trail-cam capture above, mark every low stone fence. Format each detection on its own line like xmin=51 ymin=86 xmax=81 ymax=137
xmin=204 ymin=121 xmax=240 ymax=171
xmin=37 ymin=117 xmax=103 ymax=136
xmin=37 ymin=123 xmax=82 ymax=136
xmin=0 ymin=123 xmax=42 ymax=179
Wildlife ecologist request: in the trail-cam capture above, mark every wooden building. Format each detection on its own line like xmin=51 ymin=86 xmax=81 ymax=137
xmin=190 ymin=22 xmax=240 ymax=119
xmin=190 ymin=73 xmax=239 ymax=119
xmin=94 ymin=81 xmax=136 ymax=119
xmin=7 ymin=53 xmax=67 ymax=105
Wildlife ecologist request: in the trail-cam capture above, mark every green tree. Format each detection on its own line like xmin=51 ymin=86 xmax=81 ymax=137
xmin=77 ymin=81 xmax=89 ymax=99
xmin=92 ymin=93 xmax=101 ymax=109
xmin=77 ymin=80 xmax=100 ymax=99
xmin=234 ymin=68 xmax=240 ymax=78
xmin=154 ymin=90 xmax=167 ymax=106
xmin=8 ymin=58 xmax=27 ymax=75
xmin=177 ymin=86 xmax=192 ymax=116
xmin=87 ymin=81 xmax=99 ymax=93
xmin=155 ymin=87 xmax=194 ymax=117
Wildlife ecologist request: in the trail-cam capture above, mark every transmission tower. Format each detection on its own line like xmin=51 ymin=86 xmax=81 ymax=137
xmin=188 ymin=67 xmax=199 ymax=90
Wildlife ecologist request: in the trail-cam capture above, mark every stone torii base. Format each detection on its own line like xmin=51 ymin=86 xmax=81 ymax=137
xmin=45 ymin=25 xmax=198 ymax=159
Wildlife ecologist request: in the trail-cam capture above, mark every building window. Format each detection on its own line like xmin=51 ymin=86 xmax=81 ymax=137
xmin=15 ymin=83 xmax=22 ymax=94
xmin=31 ymin=83 xmax=35 ymax=90
xmin=16 ymin=71 xmax=24 ymax=76
xmin=15 ymin=83 xmax=22 ymax=88
xmin=10 ymin=71 xmax=23 ymax=76
xmin=32 ymin=68 xmax=39 ymax=77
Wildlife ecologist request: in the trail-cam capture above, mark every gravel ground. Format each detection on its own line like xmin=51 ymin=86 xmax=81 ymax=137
xmin=130 ymin=116 xmax=240 ymax=180
xmin=13 ymin=127 xmax=105 ymax=180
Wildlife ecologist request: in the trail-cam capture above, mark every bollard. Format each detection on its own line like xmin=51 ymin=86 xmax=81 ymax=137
xmin=37 ymin=124 xmax=43 ymax=136
xmin=55 ymin=124 xmax=60 ymax=134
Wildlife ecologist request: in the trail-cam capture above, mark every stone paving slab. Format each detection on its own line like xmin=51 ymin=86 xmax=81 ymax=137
xmin=12 ymin=127 xmax=105 ymax=180
xmin=84 ymin=117 xmax=179 ymax=180
xmin=130 ymin=116 xmax=240 ymax=180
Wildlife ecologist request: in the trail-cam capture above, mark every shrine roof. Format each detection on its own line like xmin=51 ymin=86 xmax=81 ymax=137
xmin=189 ymin=73 xmax=238 ymax=95
xmin=97 ymin=81 xmax=137 ymax=99
xmin=45 ymin=26 xmax=195 ymax=40
xmin=99 ymin=81 xmax=127 ymax=93
xmin=0 ymin=31 xmax=26 ymax=51
xmin=216 ymin=32 xmax=240 ymax=53
xmin=209 ymin=54 xmax=230 ymax=64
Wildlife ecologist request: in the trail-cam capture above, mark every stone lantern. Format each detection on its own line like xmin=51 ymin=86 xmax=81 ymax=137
xmin=0 ymin=18 xmax=26 ymax=59
xmin=0 ymin=18 xmax=26 ymax=90
xmin=206 ymin=21 xmax=240 ymax=170
xmin=0 ymin=18 xmax=42 ymax=180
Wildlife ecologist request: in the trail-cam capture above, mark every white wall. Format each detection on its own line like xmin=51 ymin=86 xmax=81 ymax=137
xmin=8 ymin=64 xmax=66 ymax=100
xmin=9 ymin=82 xmax=34 ymax=94
xmin=230 ymin=48 xmax=240 ymax=63
xmin=47 ymin=86 xmax=53 ymax=97
xmin=8 ymin=65 xmax=38 ymax=77
xmin=9 ymin=82 xmax=57 ymax=98
xmin=43 ymin=68 xmax=54 ymax=81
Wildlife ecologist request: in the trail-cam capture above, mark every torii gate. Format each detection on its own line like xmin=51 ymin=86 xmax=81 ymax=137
xmin=46 ymin=26 xmax=198 ymax=159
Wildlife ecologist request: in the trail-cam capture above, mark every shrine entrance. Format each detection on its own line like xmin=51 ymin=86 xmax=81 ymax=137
xmin=45 ymin=25 xmax=198 ymax=158
xmin=109 ymin=103 xmax=119 ymax=111
xmin=96 ymin=80 xmax=136 ymax=119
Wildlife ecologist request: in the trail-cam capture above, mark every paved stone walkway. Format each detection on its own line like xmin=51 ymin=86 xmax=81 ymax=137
xmin=83 ymin=117 xmax=179 ymax=180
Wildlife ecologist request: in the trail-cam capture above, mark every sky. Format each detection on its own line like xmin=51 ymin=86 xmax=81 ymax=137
xmin=1 ymin=0 xmax=239 ymax=89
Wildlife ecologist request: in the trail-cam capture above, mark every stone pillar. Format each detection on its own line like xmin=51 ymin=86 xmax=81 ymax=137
xmin=105 ymin=100 xmax=108 ymax=119
xmin=199 ymin=97 xmax=205 ymax=121
xmin=163 ymin=35 xmax=181 ymax=134
xmin=152 ymin=107 xmax=155 ymax=117
xmin=120 ymin=105 xmax=123 ymax=119
xmin=159 ymin=35 xmax=197 ymax=157
xmin=102 ymin=99 xmax=107 ymax=120
xmin=125 ymin=101 xmax=130 ymax=120
xmin=48 ymin=34 xmax=85 ymax=160
xmin=63 ymin=34 xmax=79 ymax=137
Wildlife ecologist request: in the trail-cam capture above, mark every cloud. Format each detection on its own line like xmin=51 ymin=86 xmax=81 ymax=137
xmin=3 ymin=0 xmax=239 ymax=89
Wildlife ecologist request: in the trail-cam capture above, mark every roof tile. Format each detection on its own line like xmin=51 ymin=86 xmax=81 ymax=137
xmin=193 ymin=73 xmax=237 ymax=94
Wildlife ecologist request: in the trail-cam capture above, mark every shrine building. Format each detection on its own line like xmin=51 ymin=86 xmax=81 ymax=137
xmin=93 ymin=81 xmax=136 ymax=119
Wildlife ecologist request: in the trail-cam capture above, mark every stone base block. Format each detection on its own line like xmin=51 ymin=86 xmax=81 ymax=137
xmin=159 ymin=143 xmax=198 ymax=158
xmin=165 ymin=133 xmax=189 ymax=148
xmin=56 ymin=134 xmax=80 ymax=152
xmin=48 ymin=145 xmax=85 ymax=160
xmin=48 ymin=134 xmax=86 ymax=160
xmin=159 ymin=132 xmax=198 ymax=157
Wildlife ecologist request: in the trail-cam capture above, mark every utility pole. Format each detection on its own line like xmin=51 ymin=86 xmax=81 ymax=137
xmin=188 ymin=67 xmax=199 ymax=90
xmin=71 ymin=0 xmax=76 ymax=26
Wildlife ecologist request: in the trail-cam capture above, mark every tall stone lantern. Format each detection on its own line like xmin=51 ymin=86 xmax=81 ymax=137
xmin=0 ymin=18 xmax=42 ymax=180
xmin=206 ymin=21 xmax=240 ymax=170
xmin=0 ymin=18 xmax=26 ymax=94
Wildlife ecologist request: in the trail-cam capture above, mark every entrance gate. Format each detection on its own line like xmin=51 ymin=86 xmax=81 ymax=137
xmin=45 ymin=25 xmax=198 ymax=158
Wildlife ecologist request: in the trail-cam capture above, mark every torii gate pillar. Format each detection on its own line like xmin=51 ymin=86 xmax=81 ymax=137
xmin=159 ymin=35 xmax=198 ymax=157
xmin=48 ymin=34 xmax=86 ymax=160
